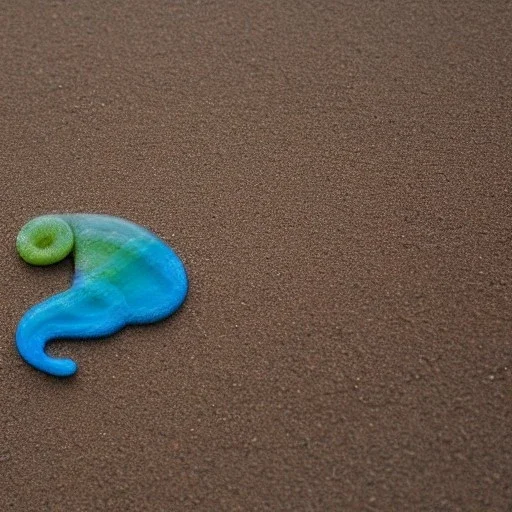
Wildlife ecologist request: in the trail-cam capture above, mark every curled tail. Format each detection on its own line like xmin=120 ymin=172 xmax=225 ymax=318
xmin=16 ymin=282 xmax=128 ymax=377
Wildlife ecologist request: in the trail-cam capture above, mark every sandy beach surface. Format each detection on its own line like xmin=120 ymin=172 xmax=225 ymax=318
xmin=1 ymin=1 xmax=511 ymax=510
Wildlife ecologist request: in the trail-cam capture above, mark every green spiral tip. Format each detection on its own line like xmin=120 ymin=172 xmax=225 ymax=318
xmin=16 ymin=215 xmax=74 ymax=266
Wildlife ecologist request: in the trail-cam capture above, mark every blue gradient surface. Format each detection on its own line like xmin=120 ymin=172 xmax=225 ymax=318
xmin=16 ymin=214 xmax=188 ymax=377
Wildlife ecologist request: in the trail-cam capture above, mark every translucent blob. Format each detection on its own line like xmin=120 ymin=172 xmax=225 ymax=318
xmin=15 ymin=214 xmax=188 ymax=377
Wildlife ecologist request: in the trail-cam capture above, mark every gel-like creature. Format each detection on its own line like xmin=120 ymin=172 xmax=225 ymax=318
xmin=15 ymin=214 xmax=188 ymax=377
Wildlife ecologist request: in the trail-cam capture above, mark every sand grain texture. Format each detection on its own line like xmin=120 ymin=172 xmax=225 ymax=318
xmin=0 ymin=1 xmax=511 ymax=511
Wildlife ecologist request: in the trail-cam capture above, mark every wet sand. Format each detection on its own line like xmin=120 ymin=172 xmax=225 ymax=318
xmin=1 ymin=1 xmax=511 ymax=510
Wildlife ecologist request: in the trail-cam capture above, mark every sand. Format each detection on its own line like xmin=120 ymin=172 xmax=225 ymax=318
xmin=1 ymin=1 xmax=511 ymax=510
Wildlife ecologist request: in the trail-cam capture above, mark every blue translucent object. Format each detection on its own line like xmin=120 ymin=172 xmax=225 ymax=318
xmin=15 ymin=214 xmax=188 ymax=377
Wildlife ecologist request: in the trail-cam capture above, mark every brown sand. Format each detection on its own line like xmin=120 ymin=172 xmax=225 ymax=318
xmin=1 ymin=1 xmax=511 ymax=510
